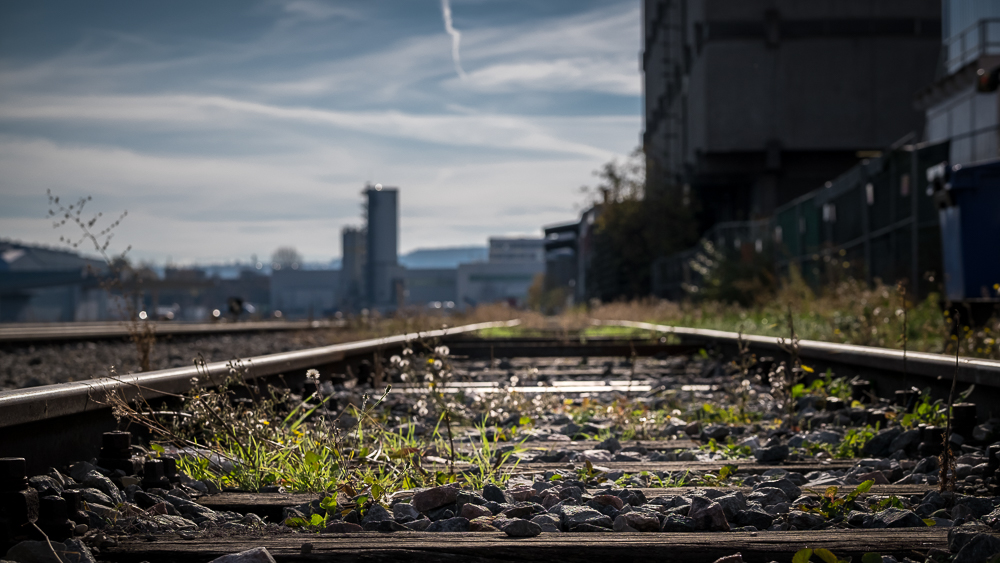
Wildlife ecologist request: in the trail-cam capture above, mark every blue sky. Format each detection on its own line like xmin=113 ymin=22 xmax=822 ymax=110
xmin=0 ymin=0 xmax=641 ymax=264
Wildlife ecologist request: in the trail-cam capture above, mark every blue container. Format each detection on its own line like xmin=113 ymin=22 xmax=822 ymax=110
xmin=939 ymin=159 xmax=1000 ymax=301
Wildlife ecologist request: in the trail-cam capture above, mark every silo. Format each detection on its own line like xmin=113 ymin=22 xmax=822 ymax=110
xmin=365 ymin=185 xmax=398 ymax=308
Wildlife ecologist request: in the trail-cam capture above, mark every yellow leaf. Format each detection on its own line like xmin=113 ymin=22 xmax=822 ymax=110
xmin=802 ymin=365 xmax=814 ymax=373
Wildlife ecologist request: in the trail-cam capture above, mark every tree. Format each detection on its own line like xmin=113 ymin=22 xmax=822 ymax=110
xmin=584 ymin=148 xmax=697 ymax=301
xmin=271 ymin=247 xmax=302 ymax=270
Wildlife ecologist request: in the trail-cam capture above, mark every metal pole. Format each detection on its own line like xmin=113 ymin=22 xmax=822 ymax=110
xmin=910 ymin=145 xmax=920 ymax=296
xmin=861 ymin=167 xmax=872 ymax=286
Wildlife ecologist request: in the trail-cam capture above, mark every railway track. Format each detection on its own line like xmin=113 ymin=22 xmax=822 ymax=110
xmin=1 ymin=320 xmax=998 ymax=562
xmin=0 ymin=319 xmax=343 ymax=344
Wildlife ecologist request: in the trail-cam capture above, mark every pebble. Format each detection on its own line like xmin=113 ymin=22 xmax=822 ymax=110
xmin=501 ymin=518 xmax=542 ymax=537
xmin=411 ymin=485 xmax=460 ymax=513
xmin=425 ymin=516 xmax=470 ymax=532
xmin=688 ymin=497 xmax=730 ymax=532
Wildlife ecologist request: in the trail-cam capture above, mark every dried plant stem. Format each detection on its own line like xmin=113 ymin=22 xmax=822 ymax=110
xmin=940 ymin=312 xmax=960 ymax=492
xmin=445 ymin=411 xmax=456 ymax=476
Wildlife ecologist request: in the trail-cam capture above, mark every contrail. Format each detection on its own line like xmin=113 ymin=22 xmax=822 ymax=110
xmin=441 ymin=0 xmax=466 ymax=78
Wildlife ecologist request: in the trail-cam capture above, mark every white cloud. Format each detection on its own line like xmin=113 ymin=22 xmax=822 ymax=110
xmin=458 ymin=58 xmax=640 ymax=95
xmin=0 ymin=94 xmax=624 ymax=158
xmin=0 ymin=0 xmax=642 ymax=263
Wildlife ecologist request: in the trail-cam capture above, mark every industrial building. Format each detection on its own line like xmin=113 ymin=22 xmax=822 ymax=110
xmin=270 ymin=269 xmax=340 ymax=319
xmin=339 ymin=226 xmax=366 ymax=313
xmin=642 ymin=0 xmax=942 ymax=230
xmin=543 ymin=206 xmax=601 ymax=306
xmin=647 ymin=0 xmax=1000 ymax=304
xmin=364 ymin=185 xmax=400 ymax=311
xmin=0 ymin=241 xmax=107 ymax=322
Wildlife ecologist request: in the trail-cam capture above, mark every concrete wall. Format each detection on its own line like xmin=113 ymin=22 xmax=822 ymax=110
xmin=644 ymin=0 xmax=942 ymax=228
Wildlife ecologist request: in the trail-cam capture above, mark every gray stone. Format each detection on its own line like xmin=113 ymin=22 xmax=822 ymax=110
xmin=208 ymin=547 xmax=277 ymax=563
xmin=68 ymin=462 xmax=97 ymax=483
xmin=412 ymin=485 xmax=460 ymax=513
xmin=78 ymin=488 xmax=115 ymax=507
xmin=954 ymin=496 xmax=994 ymax=519
xmin=953 ymin=533 xmax=1000 ymax=563
xmin=889 ymin=429 xmax=921 ymax=452
xmin=403 ymin=517 xmax=431 ymax=531
xmin=361 ymin=504 xmax=392 ymax=524
xmin=732 ymin=508 xmax=773 ymax=529
xmin=788 ymin=511 xmax=825 ymax=529
xmin=501 ymin=519 xmax=542 ymax=537
xmin=703 ymin=425 xmax=730 ymax=440
xmin=5 ymin=539 xmax=96 ymax=563
xmin=754 ymin=445 xmax=789 ymax=463
xmin=81 ymin=471 xmax=125 ymax=505
xmin=869 ymin=508 xmax=926 ymax=528
xmin=367 ymin=520 xmax=409 ymax=532
xmin=482 ymin=484 xmax=512 ymax=504
xmin=425 ymin=517 xmax=470 ymax=532
xmin=530 ymin=513 xmax=562 ymax=532
xmin=688 ymin=497 xmax=729 ymax=532
xmin=913 ymin=456 xmax=939 ymax=474
xmin=757 ymin=478 xmax=801 ymax=501
xmin=805 ymin=430 xmax=842 ymax=445
xmin=392 ymin=503 xmax=420 ymax=522
xmin=613 ymin=512 xmax=660 ymax=532
xmin=862 ymin=428 xmax=902 ymax=457
xmin=597 ymin=436 xmax=622 ymax=453
xmin=27 ymin=476 xmax=63 ymax=494
xmin=562 ymin=506 xmax=613 ymax=530
xmin=714 ymin=493 xmax=747 ymax=520
xmin=921 ymin=491 xmax=946 ymax=510
xmin=983 ymin=507 xmax=1000 ymax=528
xmin=660 ymin=514 xmax=696 ymax=532
xmin=746 ymin=487 xmax=789 ymax=508
xmin=560 ymin=423 xmax=582 ymax=436
xmin=460 ymin=504 xmax=493 ymax=520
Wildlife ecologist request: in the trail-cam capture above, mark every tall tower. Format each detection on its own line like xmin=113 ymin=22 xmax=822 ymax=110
xmin=364 ymin=185 xmax=398 ymax=309
xmin=340 ymin=226 xmax=366 ymax=312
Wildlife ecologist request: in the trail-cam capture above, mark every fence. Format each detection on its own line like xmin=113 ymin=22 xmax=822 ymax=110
xmin=942 ymin=17 xmax=1000 ymax=76
xmin=653 ymin=139 xmax=951 ymax=300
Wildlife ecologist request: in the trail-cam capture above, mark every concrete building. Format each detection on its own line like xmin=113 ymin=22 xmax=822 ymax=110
xmin=339 ymin=226 xmax=366 ymax=313
xmin=917 ymin=1 xmax=1000 ymax=166
xmin=488 ymin=237 xmax=545 ymax=264
xmin=365 ymin=185 xmax=399 ymax=310
xmin=401 ymin=268 xmax=457 ymax=308
xmin=543 ymin=206 xmax=601 ymax=305
xmin=456 ymin=262 xmax=542 ymax=310
xmin=270 ymin=269 xmax=339 ymax=319
xmin=643 ymin=0 xmax=942 ymax=231
xmin=0 ymin=241 xmax=107 ymax=322
xmin=455 ymin=236 xmax=545 ymax=310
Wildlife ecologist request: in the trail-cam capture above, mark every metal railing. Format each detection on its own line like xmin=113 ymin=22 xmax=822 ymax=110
xmin=942 ymin=17 xmax=1000 ymax=75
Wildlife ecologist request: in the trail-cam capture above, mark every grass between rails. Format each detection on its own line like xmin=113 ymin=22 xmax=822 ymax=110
xmin=475 ymin=280 xmax=999 ymax=359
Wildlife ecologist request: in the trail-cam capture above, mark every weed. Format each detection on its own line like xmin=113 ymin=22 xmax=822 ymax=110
xmin=798 ymin=479 xmax=874 ymax=519
xmin=793 ymin=548 xmax=873 ymax=563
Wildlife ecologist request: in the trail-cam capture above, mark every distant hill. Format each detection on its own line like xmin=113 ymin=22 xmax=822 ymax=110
xmin=399 ymin=246 xmax=487 ymax=269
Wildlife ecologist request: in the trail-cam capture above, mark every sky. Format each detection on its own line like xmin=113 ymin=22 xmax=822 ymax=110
xmin=0 ymin=0 xmax=642 ymax=265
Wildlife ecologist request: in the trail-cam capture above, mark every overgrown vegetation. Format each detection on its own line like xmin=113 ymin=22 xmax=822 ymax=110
xmin=519 ymin=280 xmax=1000 ymax=358
xmin=110 ymin=342 xmax=524 ymax=502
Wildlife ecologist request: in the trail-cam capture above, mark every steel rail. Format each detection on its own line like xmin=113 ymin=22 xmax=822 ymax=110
xmin=599 ymin=319 xmax=1000 ymax=389
xmin=0 ymin=319 xmax=344 ymax=343
xmin=0 ymin=320 xmax=519 ymax=430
